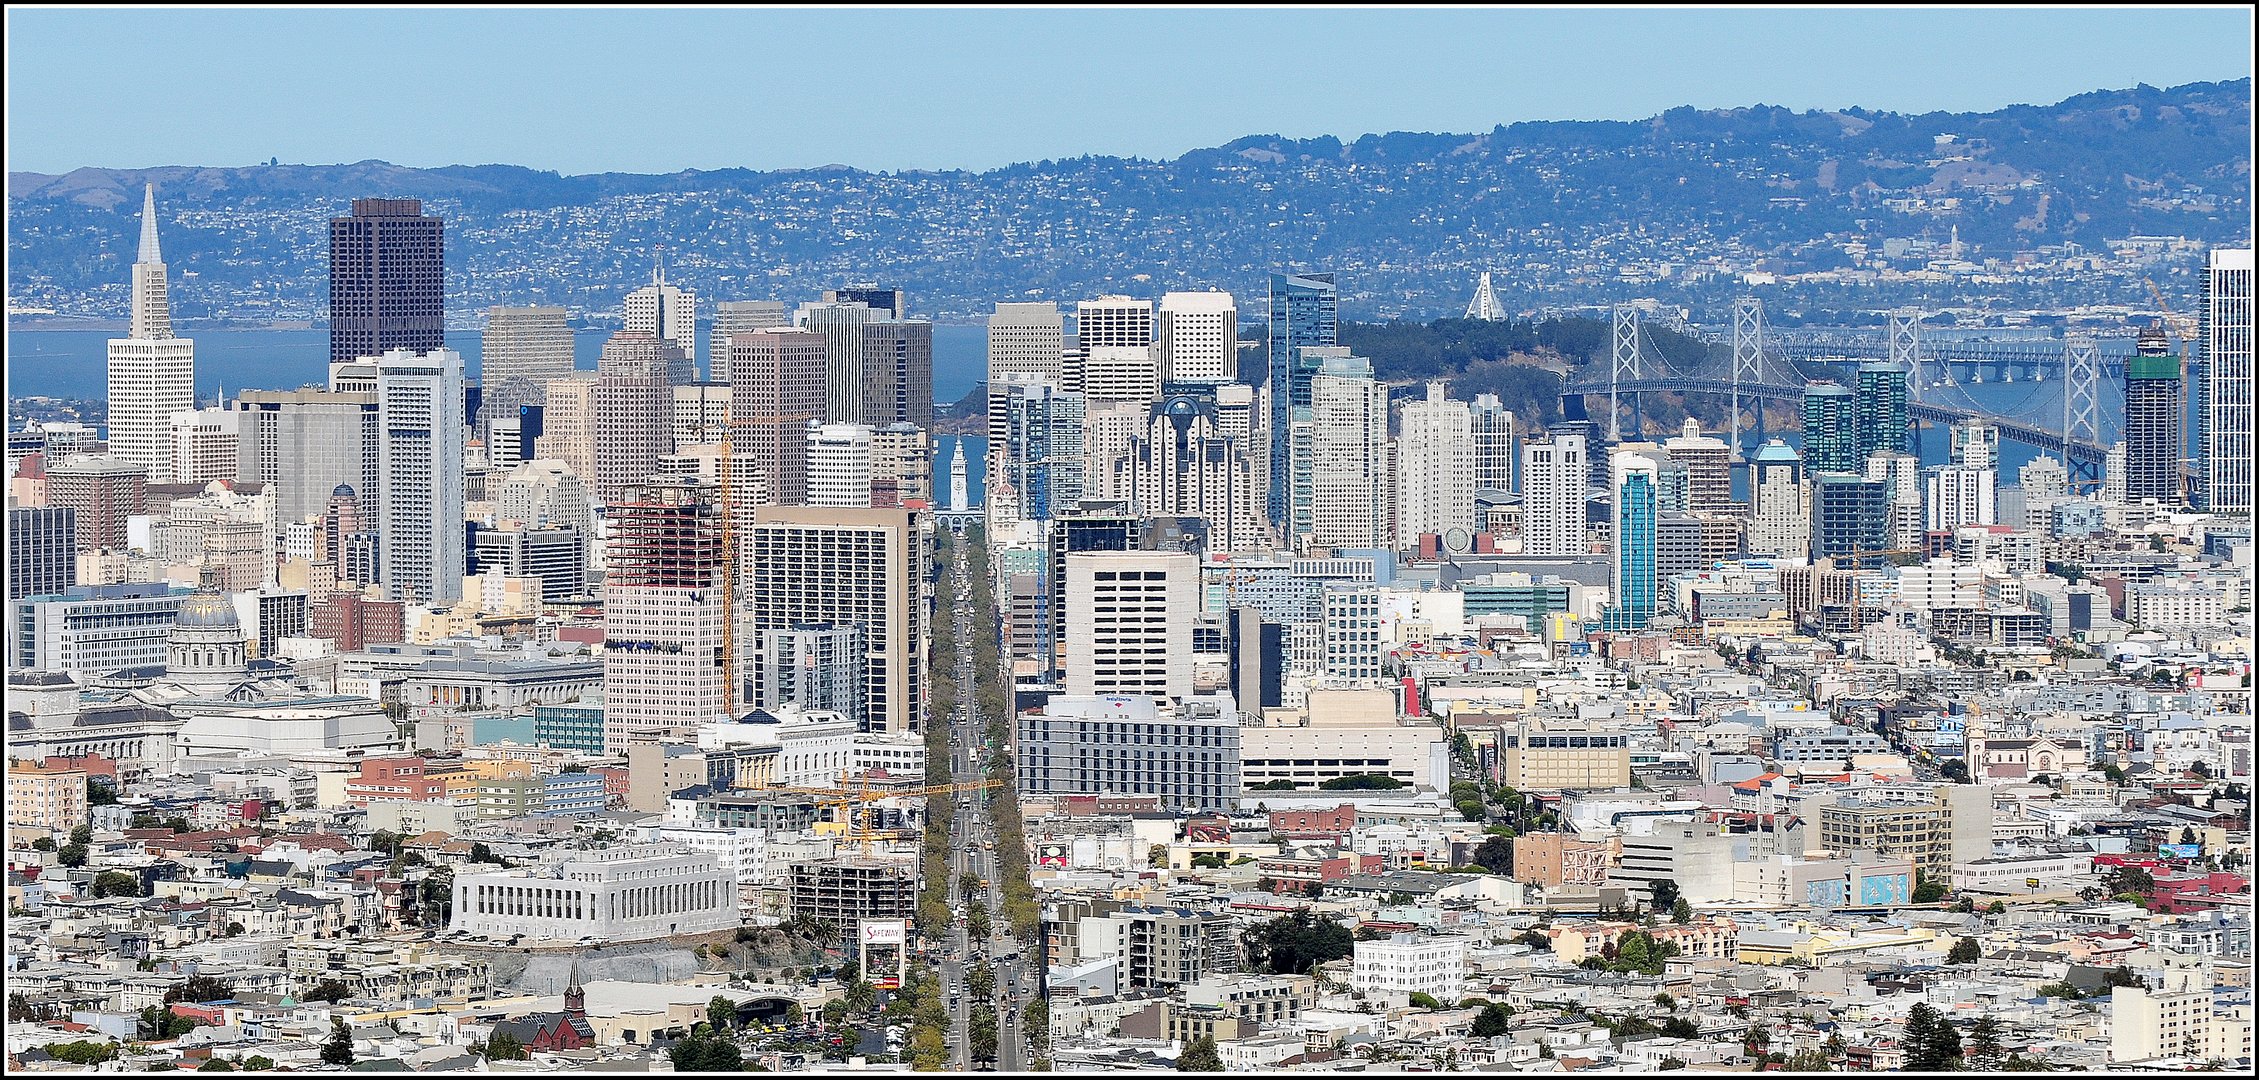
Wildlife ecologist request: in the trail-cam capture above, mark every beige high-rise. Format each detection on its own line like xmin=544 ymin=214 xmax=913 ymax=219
xmin=534 ymin=373 xmax=599 ymax=487
xmin=744 ymin=506 xmax=927 ymax=733
xmin=727 ymin=328 xmax=827 ymax=507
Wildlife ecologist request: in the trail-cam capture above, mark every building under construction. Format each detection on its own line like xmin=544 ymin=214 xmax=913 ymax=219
xmin=787 ymin=858 xmax=915 ymax=926
xmin=601 ymin=478 xmax=730 ymax=753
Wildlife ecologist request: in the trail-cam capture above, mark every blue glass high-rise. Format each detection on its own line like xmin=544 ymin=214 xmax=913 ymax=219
xmin=1605 ymin=455 xmax=1657 ymax=632
xmin=1267 ymin=272 xmax=1338 ymax=529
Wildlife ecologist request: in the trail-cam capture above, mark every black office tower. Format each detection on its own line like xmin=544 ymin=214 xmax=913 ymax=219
xmin=2124 ymin=324 xmax=2184 ymax=506
xmin=330 ymin=198 xmax=444 ymax=364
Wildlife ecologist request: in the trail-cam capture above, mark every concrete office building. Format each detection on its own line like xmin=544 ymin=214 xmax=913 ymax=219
xmin=1395 ymin=382 xmax=1474 ymax=551
xmin=1308 ymin=351 xmax=1390 ymax=550
xmin=9 ymin=506 xmax=77 ymax=600
xmin=234 ymin=388 xmax=379 ymax=529
xmin=709 ymin=300 xmax=791 ymax=382
xmin=1017 ymin=694 xmax=1242 ymax=813
xmin=602 ymin=480 xmax=728 ymax=752
xmin=480 ymin=305 xmax=574 ymax=431
xmin=807 ymin=424 xmax=876 ymax=508
xmin=11 ymin=584 xmax=191 ymax=675
xmin=374 ymin=349 xmax=467 ymax=605
xmin=727 ymin=329 xmax=828 ymax=507
xmin=861 ymin=320 xmax=934 ymax=430
xmin=795 ymin=300 xmax=880 ymax=425
xmin=1748 ymin=440 xmax=1809 ymax=558
xmin=46 ymin=454 xmax=147 ymax=553
xmin=986 ymin=302 xmax=1067 ymax=449
xmin=1063 ymin=551 xmax=1197 ymax=701
xmin=745 ymin=506 xmax=926 ymax=734
xmin=330 ymin=198 xmax=443 ymax=365
xmin=2202 ymin=247 xmax=2253 ymax=513
xmin=107 ymin=185 xmax=196 ymax=481
xmin=623 ymin=266 xmax=698 ymax=384
xmin=1156 ymin=290 xmax=1237 ymax=383
xmin=1520 ymin=430 xmax=1590 ymax=556
xmin=1491 ymin=718 xmax=1631 ymax=793
xmin=592 ymin=332 xmax=682 ymax=505
xmin=533 ymin=373 xmax=599 ymax=487
xmin=451 ymin=845 xmax=736 ymax=942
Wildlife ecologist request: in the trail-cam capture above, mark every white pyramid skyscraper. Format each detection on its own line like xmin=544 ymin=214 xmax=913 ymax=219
xmin=107 ymin=184 xmax=196 ymax=480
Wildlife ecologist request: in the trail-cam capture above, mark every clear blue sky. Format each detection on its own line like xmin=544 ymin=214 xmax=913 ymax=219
xmin=6 ymin=6 xmax=2251 ymax=175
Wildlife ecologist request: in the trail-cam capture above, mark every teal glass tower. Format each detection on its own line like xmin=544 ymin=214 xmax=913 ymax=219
xmin=1802 ymin=383 xmax=1859 ymax=474
xmin=1855 ymin=363 xmax=1910 ymax=459
xmin=1605 ymin=453 xmax=1658 ymax=632
xmin=1267 ymin=272 xmax=1337 ymax=528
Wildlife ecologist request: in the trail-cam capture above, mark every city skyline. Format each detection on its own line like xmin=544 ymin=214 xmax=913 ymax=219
xmin=2 ymin=6 xmax=2250 ymax=176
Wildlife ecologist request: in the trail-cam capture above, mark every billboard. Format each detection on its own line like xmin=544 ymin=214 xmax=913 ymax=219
xmin=859 ymin=918 xmax=907 ymax=947
xmin=1036 ymin=843 xmax=1070 ymax=868
xmin=2157 ymin=844 xmax=2202 ymax=859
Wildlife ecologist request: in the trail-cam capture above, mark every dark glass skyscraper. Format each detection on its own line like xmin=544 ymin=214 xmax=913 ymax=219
xmin=1810 ymin=474 xmax=1890 ymax=565
xmin=1267 ymin=272 xmax=1337 ymax=528
xmin=329 ymin=198 xmax=444 ymax=364
xmin=2124 ymin=323 xmax=2183 ymax=506
xmin=1801 ymin=383 xmax=1859 ymax=474
xmin=1854 ymin=363 xmax=1909 ymax=460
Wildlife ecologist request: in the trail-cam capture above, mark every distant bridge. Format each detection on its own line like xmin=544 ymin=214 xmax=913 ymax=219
xmin=1559 ymin=375 xmax=2110 ymax=468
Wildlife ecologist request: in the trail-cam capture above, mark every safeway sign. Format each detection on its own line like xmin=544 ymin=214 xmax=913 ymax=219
xmin=860 ymin=918 xmax=907 ymax=946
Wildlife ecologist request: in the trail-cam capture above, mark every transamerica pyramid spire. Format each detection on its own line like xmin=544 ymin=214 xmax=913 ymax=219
xmin=128 ymin=184 xmax=174 ymax=341
xmin=138 ymin=183 xmax=163 ymax=265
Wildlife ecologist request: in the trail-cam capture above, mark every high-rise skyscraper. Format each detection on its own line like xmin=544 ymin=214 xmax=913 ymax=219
xmin=1156 ymin=290 xmax=1238 ymax=384
xmin=603 ymin=479 xmax=729 ymax=751
xmin=1471 ymin=394 xmax=1518 ymax=495
xmin=1267 ymin=272 xmax=1339 ymax=529
xmin=107 ymin=185 xmax=196 ymax=482
xmin=825 ymin=285 xmax=906 ymax=319
xmin=1308 ymin=351 xmax=1389 ymax=550
xmin=1864 ymin=450 xmax=1925 ymax=552
xmin=1801 ymin=384 xmax=1860 ymax=474
xmin=47 ymin=454 xmax=147 ymax=553
xmin=1854 ymin=363 xmax=1910 ymax=461
xmin=234 ymin=387 xmax=380 ymax=531
xmin=1810 ymin=473 xmax=1889 ymax=566
xmin=1520 ymin=429 xmax=1589 ymax=556
xmin=1002 ymin=381 xmax=1087 ymax=523
xmin=329 ymin=198 xmax=443 ymax=365
xmin=1063 ymin=551 xmax=1196 ymax=701
xmin=1925 ymin=463 xmax=1995 ymax=532
xmin=623 ymin=264 xmax=698 ymax=384
xmin=1077 ymin=296 xmax=1159 ymax=405
xmin=861 ymin=320 xmax=934 ymax=430
xmin=1606 ymin=452 xmax=1659 ymax=632
xmin=726 ymin=328 xmax=827 ymax=507
xmin=869 ymin=424 xmax=931 ymax=508
xmin=533 ymin=373 xmax=599 ymax=485
xmin=796 ymin=300 xmax=880 ymax=425
xmin=480 ymin=306 xmax=574 ymax=429
xmin=2123 ymin=324 xmax=2183 ymax=506
xmin=592 ymin=332 xmax=681 ymax=505
xmin=167 ymin=407 xmax=240 ymax=486
xmin=1664 ymin=418 xmax=1732 ymax=513
xmin=2203 ymin=247 xmax=2253 ymax=514
xmin=1395 ymin=382 xmax=1474 ymax=550
xmin=374 ymin=348 xmax=467 ymax=606
xmin=986 ymin=302 xmax=1067 ymax=449
xmin=744 ymin=506 xmax=927 ymax=733
xmin=807 ymin=424 xmax=875 ymax=508
xmin=1748 ymin=440 xmax=1808 ymax=559
xmin=8 ymin=506 xmax=77 ymax=600
xmin=1127 ymin=391 xmax=1267 ymax=554
xmin=709 ymin=300 xmax=791 ymax=383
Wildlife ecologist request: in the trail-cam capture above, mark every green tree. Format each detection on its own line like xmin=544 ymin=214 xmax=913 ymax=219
xmin=1912 ymin=869 xmax=1949 ymax=904
xmin=1177 ymin=1034 xmax=1225 ymax=1071
xmin=1513 ymin=929 xmax=1551 ymax=950
xmin=1408 ymin=992 xmax=1443 ymax=1010
xmin=1965 ymin=1015 xmax=2005 ymax=1071
xmin=306 ymin=978 xmax=352 ymax=1003
xmin=44 ymin=1040 xmax=120 ymax=1065
xmin=1472 ymin=834 xmax=1514 ymax=875
xmin=242 ymin=1057 xmax=274 ymax=1071
xmin=1947 ymin=937 xmax=1982 ymax=965
xmin=1241 ymin=910 xmax=1354 ymax=975
xmin=1784 ymin=1048 xmax=1834 ymax=1071
xmin=708 ymin=994 xmax=735 ymax=1032
xmin=485 ymin=1029 xmax=528 ymax=1061
xmin=1671 ymin=897 xmax=1692 ymax=924
xmin=1647 ymin=878 xmax=1680 ymax=914
xmin=165 ymin=975 xmax=236 ymax=1006
xmin=1470 ymin=1003 xmax=1514 ymax=1037
xmin=1653 ymin=993 xmax=1675 ymax=1010
xmin=321 ymin=1016 xmax=356 ymax=1066
xmin=92 ymin=870 xmax=143 ymax=898
xmin=1904 ymin=1003 xmax=1961 ymax=1071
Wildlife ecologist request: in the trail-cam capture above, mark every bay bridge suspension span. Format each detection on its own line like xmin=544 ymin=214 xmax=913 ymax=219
xmin=1557 ymin=297 xmax=2136 ymax=481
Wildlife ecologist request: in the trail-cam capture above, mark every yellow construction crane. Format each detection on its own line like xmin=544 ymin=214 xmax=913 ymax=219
xmin=2143 ymin=278 xmax=2200 ymax=342
xmin=785 ymin=775 xmax=1004 ymax=856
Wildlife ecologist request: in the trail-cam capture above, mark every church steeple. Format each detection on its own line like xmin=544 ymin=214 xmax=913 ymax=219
xmin=564 ymin=956 xmax=586 ymax=1020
